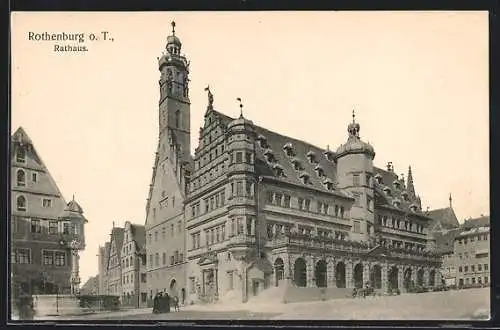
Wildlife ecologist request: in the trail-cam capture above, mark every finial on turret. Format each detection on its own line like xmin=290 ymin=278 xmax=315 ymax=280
xmin=237 ymin=97 xmax=244 ymax=118
xmin=352 ymin=109 xmax=356 ymax=123
xmin=171 ymin=21 xmax=176 ymax=35
xmin=449 ymin=193 xmax=453 ymax=208
xmin=72 ymin=194 xmax=75 ymax=201
xmin=204 ymin=85 xmax=214 ymax=109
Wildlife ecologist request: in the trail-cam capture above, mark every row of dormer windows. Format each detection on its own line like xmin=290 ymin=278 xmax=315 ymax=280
xmin=376 ymin=215 xmax=425 ymax=234
xmin=265 ymin=190 xmax=346 ymax=218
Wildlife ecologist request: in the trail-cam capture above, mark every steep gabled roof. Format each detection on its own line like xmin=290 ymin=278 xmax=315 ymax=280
xmin=434 ymin=228 xmax=461 ymax=254
xmin=106 ymin=227 xmax=124 ymax=270
xmin=462 ymin=215 xmax=490 ymax=230
xmin=11 ymin=127 xmax=68 ymax=216
xmin=427 ymin=207 xmax=460 ymax=230
xmin=209 ymin=110 xmax=350 ymax=198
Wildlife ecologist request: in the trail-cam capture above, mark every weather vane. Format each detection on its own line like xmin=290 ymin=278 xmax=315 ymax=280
xmin=237 ymin=98 xmax=243 ymax=118
xmin=352 ymin=109 xmax=356 ymax=123
xmin=171 ymin=21 xmax=176 ymax=35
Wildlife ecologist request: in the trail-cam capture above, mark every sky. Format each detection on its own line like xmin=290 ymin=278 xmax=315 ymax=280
xmin=11 ymin=11 xmax=489 ymax=285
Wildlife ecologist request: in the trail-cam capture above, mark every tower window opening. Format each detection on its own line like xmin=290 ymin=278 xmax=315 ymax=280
xmin=175 ymin=110 xmax=180 ymax=128
xmin=16 ymin=148 xmax=26 ymax=163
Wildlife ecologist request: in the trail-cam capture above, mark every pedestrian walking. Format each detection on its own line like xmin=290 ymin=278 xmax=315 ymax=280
xmin=152 ymin=293 xmax=159 ymax=314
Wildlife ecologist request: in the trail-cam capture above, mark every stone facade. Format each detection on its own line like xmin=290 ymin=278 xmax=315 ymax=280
xmin=143 ymin=23 xmax=443 ymax=306
xmin=454 ymin=223 xmax=490 ymax=287
xmin=10 ymin=127 xmax=87 ymax=296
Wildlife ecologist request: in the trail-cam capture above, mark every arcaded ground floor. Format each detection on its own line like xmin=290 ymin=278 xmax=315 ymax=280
xmin=187 ymin=246 xmax=443 ymax=305
xmin=45 ymin=287 xmax=490 ymax=321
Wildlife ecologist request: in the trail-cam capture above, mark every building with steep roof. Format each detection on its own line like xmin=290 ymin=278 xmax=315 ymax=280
xmin=454 ymin=218 xmax=490 ymax=288
xmin=426 ymin=195 xmax=460 ymax=233
xmin=10 ymin=127 xmax=87 ymax=295
xmin=120 ymin=221 xmax=148 ymax=308
xmin=142 ymin=23 xmax=444 ymax=305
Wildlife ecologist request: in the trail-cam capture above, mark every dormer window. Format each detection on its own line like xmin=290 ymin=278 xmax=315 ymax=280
xmin=306 ymin=150 xmax=317 ymax=163
xmin=401 ymin=191 xmax=409 ymax=201
xmin=299 ymin=172 xmax=311 ymax=185
xmin=383 ymin=186 xmax=392 ymax=196
xmin=272 ymin=163 xmax=286 ymax=178
xmin=257 ymin=134 xmax=268 ymax=148
xmin=263 ymin=149 xmax=275 ymax=163
xmin=323 ymin=178 xmax=334 ymax=191
xmin=375 ymin=173 xmax=383 ymax=184
xmin=283 ymin=142 xmax=294 ymax=157
xmin=409 ymin=203 xmax=418 ymax=213
xmin=393 ymin=198 xmax=401 ymax=208
xmin=291 ymin=157 xmax=303 ymax=171
xmin=393 ymin=180 xmax=400 ymax=190
xmin=323 ymin=147 xmax=335 ymax=161
xmin=314 ymin=164 xmax=324 ymax=177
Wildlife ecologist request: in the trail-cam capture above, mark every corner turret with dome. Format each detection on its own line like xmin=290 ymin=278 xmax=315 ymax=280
xmin=335 ymin=110 xmax=375 ymax=160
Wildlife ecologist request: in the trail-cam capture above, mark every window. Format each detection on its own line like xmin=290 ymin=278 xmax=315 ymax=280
xmin=298 ymin=198 xmax=304 ymax=210
xmin=162 ymin=252 xmax=167 ymax=265
xmin=42 ymin=250 xmax=54 ymax=265
xmin=179 ymin=253 xmax=183 ymax=262
xmin=304 ymin=199 xmax=311 ymax=211
xmin=323 ymin=203 xmax=329 ymax=215
xmin=155 ymin=253 xmax=159 ymax=266
xmin=16 ymin=148 xmax=26 ymax=163
xmin=267 ymin=191 xmax=273 ymax=204
xmin=16 ymin=195 xmax=26 ymax=211
xmin=472 ymin=265 xmax=475 ymax=272
xmin=458 ymin=266 xmax=462 ymax=273
xmin=16 ymin=248 xmax=31 ymax=264
xmin=245 ymin=152 xmax=252 ymax=164
xmin=236 ymin=152 xmax=243 ymax=163
xmin=17 ymin=169 xmax=26 ymax=186
xmin=478 ymin=264 xmax=482 ymax=271
xmin=178 ymin=221 xmax=182 ymax=233
xmin=353 ymin=221 xmax=361 ymax=233
xmin=317 ymin=202 xmax=322 ymax=213
xmin=31 ymin=172 xmax=37 ymax=182
xmin=284 ymin=195 xmax=291 ymax=208
xmin=31 ymin=219 xmax=41 ymax=233
xmin=149 ymin=254 xmax=153 ymax=267
xmin=353 ymin=174 xmax=360 ymax=186
xmin=42 ymin=199 xmax=52 ymax=208
xmin=162 ymin=227 xmax=166 ymax=238
xmin=484 ymin=264 xmax=489 ymax=271
xmin=220 ymin=191 xmax=225 ymax=206
xmin=175 ymin=110 xmax=180 ymax=128
xmin=170 ymin=256 xmax=174 ymax=265
xmin=464 ymin=266 xmax=469 ymax=272
xmin=275 ymin=193 xmax=283 ymax=206
xmin=49 ymin=221 xmax=58 ymax=234
xmin=141 ymin=273 xmax=147 ymax=283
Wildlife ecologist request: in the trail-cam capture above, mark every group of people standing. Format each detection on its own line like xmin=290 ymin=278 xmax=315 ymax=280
xmin=152 ymin=292 xmax=179 ymax=314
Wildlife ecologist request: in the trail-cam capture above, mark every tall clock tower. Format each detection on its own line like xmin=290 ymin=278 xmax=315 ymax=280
xmin=158 ymin=21 xmax=191 ymax=162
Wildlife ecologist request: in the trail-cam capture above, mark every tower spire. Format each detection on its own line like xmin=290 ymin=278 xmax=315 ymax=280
xmin=407 ymin=165 xmax=416 ymax=199
xmin=449 ymin=193 xmax=453 ymax=208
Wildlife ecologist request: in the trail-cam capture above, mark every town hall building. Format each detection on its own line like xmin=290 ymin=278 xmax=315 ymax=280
xmin=144 ymin=22 xmax=443 ymax=305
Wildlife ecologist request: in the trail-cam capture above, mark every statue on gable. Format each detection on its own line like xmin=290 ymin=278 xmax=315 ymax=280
xmin=204 ymin=85 xmax=214 ymax=109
